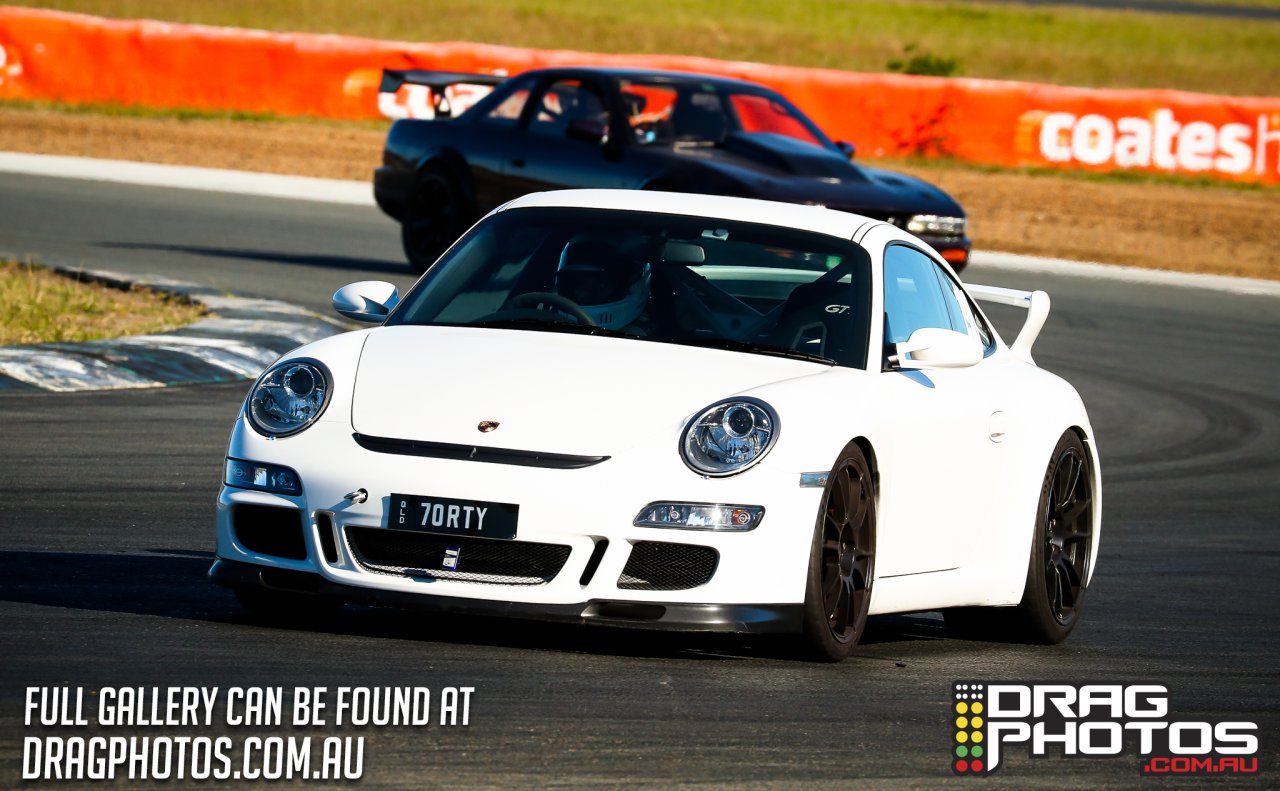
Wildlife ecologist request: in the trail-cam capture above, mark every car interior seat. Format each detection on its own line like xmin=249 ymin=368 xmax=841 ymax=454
xmin=672 ymin=93 xmax=729 ymax=143
xmin=766 ymin=279 xmax=869 ymax=365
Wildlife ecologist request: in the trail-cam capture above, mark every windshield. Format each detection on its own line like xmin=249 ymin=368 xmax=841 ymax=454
xmin=387 ymin=207 xmax=872 ymax=369
xmin=618 ymin=79 xmax=832 ymax=150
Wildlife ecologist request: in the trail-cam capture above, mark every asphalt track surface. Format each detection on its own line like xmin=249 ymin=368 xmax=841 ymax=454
xmin=1 ymin=174 xmax=1277 ymax=788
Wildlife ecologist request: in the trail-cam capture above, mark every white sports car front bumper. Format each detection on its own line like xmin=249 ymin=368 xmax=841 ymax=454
xmin=211 ymin=416 xmax=825 ymax=633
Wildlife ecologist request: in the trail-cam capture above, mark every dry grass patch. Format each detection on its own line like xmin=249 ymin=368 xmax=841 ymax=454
xmin=0 ymin=261 xmax=207 ymax=345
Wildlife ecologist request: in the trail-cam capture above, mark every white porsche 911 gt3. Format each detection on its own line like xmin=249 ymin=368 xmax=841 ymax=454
xmin=211 ymin=189 xmax=1100 ymax=661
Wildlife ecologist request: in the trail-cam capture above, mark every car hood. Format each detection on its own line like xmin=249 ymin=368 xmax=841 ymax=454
xmin=679 ymin=132 xmax=962 ymax=217
xmin=350 ymin=325 xmax=825 ymax=456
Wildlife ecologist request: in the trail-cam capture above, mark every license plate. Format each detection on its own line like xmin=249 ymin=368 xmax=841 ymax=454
xmin=389 ymin=493 xmax=519 ymax=540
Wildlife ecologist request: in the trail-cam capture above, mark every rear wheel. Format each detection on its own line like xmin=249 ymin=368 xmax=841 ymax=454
xmin=401 ymin=165 xmax=466 ymax=274
xmin=944 ymin=429 xmax=1094 ymax=642
xmin=800 ymin=441 xmax=876 ymax=661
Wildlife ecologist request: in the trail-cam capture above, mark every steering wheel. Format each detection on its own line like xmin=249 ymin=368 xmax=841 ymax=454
xmin=483 ymin=292 xmax=596 ymax=326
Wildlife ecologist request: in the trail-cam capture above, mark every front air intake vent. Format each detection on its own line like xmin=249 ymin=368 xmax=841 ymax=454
xmin=618 ymin=542 xmax=718 ymax=591
xmin=233 ymin=504 xmax=307 ymax=560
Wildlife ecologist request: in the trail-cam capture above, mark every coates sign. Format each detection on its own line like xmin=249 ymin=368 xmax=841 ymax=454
xmin=950 ymin=682 xmax=1259 ymax=776
xmin=1018 ymin=108 xmax=1280 ymax=182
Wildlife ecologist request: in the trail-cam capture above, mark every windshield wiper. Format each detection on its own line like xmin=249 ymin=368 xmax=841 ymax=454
xmin=675 ymin=336 xmax=836 ymax=365
xmin=467 ymin=318 xmax=627 ymax=338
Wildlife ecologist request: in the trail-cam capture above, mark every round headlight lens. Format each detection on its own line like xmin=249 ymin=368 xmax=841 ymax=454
xmin=681 ymin=398 xmax=779 ymax=476
xmin=245 ymin=359 xmax=331 ymax=437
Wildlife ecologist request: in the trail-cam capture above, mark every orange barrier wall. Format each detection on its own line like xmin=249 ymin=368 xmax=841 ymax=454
xmin=2 ymin=7 xmax=1278 ymax=184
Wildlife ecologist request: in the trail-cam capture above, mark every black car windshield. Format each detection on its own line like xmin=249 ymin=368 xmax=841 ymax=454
xmin=387 ymin=207 xmax=872 ymax=369
xmin=618 ymin=78 xmax=833 ymax=150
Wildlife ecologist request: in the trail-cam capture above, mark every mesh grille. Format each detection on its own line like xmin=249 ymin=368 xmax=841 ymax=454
xmin=618 ymin=541 xmax=718 ymax=591
xmin=346 ymin=526 xmax=571 ymax=586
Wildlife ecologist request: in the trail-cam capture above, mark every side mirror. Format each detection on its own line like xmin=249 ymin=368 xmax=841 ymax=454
xmin=894 ymin=328 xmax=982 ymax=369
xmin=332 ymin=281 xmax=400 ymax=323
xmin=835 ymin=140 xmax=856 ymax=160
xmin=566 ymin=118 xmax=607 ymax=143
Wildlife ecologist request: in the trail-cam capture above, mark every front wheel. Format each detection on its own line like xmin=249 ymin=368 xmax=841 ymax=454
xmin=945 ymin=429 xmax=1095 ymax=643
xmin=799 ymin=441 xmax=876 ymax=662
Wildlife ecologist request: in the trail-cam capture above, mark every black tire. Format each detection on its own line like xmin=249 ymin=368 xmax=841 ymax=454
xmin=944 ymin=429 xmax=1094 ymax=643
xmin=400 ymin=165 xmax=467 ymax=275
xmin=233 ymin=587 xmax=341 ymax=625
xmin=800 ymin=441 xmax=876 ymax=662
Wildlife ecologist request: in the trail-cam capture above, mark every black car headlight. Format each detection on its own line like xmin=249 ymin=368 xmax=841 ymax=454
xmin=907 ymin=214 xmax=967 ymax=236
xmin=244 ymin=359 xmax=331 ymax=437
xmin=680 ymin=398 xmax=778 ymax=476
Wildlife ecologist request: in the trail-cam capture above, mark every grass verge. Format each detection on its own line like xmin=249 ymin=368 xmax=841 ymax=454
xmin=0 ymin=261 xmax=207 ymax=345
xmin=16 ymin=0 xmax=1280 ymax=96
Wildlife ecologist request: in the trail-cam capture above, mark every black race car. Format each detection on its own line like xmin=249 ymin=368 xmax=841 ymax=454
xmin=374 ymin=66 xmax=971 ymax=273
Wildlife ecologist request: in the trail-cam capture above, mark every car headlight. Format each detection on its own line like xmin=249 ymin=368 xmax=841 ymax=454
xmin=244 ymin=359 xmax=331 ymax=437
xmin=634 ymin=502 xmax=765 ymax=531
xmin=680 ymin=398 xmax=779 ymax=476
xmin=907 ymin=214 xmax=966 ymax=236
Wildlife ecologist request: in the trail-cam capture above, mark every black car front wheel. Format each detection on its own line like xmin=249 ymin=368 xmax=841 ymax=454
xmin=401 ymin=165 xmax=467 ymax=274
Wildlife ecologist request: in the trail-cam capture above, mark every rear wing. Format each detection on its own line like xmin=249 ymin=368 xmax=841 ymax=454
xmin=378 ymin=69 xmax=507 ymax=120
xmin=967 ymin=284 xmax=1050 ymax=365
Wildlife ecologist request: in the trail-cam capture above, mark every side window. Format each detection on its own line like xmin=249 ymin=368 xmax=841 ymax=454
xmin=618 ymin=81 xmax=678 ymax=145
xmin=944 ymin=276 xmax=996 ymax=352
xmin=528 ymin=79 xmax=609 ymax=140
xmin=480 ymin=75 xmax=538 ymax=127
xmin=883 ymin=244 xmax=962 ymax=345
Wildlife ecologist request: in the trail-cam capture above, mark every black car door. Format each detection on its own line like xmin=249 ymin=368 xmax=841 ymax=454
xmin=501 ymin=76 xmax=649 ymax=193
xmin=460 ymin=74 xmax=543 ymax=211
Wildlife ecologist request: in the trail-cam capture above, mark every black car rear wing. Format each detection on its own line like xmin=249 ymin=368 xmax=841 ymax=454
xmin=379 ymin=69 xmax=508 ymax=94
xmin=379 ymin=69 xmax=508 ymax=119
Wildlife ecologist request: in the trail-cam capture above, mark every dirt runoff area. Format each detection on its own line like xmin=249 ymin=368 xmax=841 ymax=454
xmin=1 ymin=106 xmax=1275 ymax=280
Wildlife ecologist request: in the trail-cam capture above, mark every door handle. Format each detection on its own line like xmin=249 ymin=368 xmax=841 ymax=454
xmin=989 ymin=411 xmax=1007 ymax=443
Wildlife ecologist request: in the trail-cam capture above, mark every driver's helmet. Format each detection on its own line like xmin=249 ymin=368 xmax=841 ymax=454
xmin=556 ymin=239 xmax=651 ymax=330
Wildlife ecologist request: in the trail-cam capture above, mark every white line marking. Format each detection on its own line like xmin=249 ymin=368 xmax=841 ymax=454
xmin=192 ymin=317 xmax=335 ymax=344
xmin=0 ymin=348 xmax=163 ymax=392
xmin=111 ymin=335 xmax=279 ymax=376
xmin=0 ymin=151 xmax=374 ymax=206
xmin=970 ymin=252 xmax=1280 ymax=297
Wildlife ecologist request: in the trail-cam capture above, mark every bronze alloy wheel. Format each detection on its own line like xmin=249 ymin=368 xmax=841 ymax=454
xmin=801 ymin=441 xmax=876 ymax=661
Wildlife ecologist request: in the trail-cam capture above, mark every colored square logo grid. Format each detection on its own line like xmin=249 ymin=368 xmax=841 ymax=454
xmin=953 ymin=683 xmax=986 ymax=774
